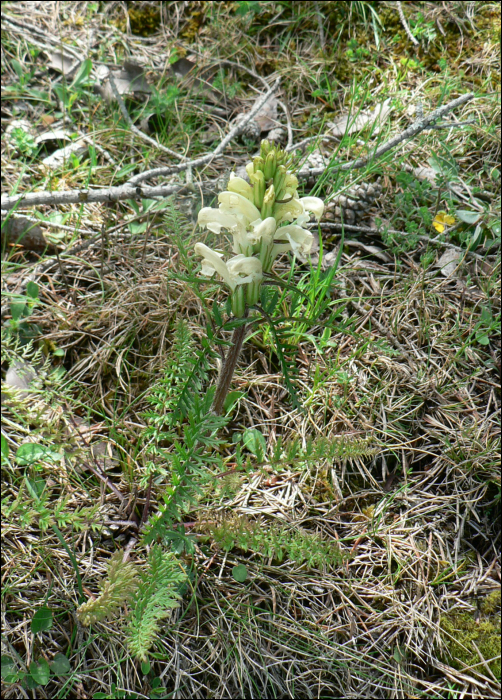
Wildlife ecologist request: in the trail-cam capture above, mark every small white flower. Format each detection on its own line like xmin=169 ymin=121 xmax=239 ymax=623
xmin=300 ymin=196 xmax=325 ymax=221
xmin=198 ymin=195 xmax=278 ymax=257
xmin=194 ymin=243 xmax=262 ymax=291
xmin=273 ymin=224 xmax=314 ymax=257
xmin=198 ymin=207 xmax=247 ymax=237
xmin=274 ymin=197 xmax=305 ymax=225
xmin=274 ymin=195 xmax=325 ymax=225
xmin=218 ymin=191 xmax=262 ymax=225
xmin=227 ymin=175 xmax=254 ymax=202
xmin=249 ymin=217 xmax=277 ymax=246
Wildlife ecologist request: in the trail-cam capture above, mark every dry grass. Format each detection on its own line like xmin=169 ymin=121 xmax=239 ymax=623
xmin=1 ymin=1 xmax=500 ymax=698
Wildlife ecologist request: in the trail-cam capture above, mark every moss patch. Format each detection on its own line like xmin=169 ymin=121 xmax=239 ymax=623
xmin=440 ymin=595 xmax=501 ymax=680
xmin=480 ymin=589 xmax=501 ymax=616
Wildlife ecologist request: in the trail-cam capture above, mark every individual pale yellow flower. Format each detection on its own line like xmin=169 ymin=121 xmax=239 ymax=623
xmin=274 ymin=195 xmax=325 ymax=225
xmin=194 ymin=243 xmax=263 ymax=292
xmin=226 ymin=175 xmax=254 ymax=201
xmin=273 ymin=224 xmax=314 ymax=257
xmin=194 ymin=241 xmax=263 ymax=317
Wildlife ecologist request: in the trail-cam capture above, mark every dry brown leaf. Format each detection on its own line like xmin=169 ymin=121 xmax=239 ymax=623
xmin=4 ymin=361 xmax=38 ymax=395
xmin=170 ymin=56 xmax=197 ymax=78
xmin=345 ymin=239 xmax=392 ymax=262
xmin=45 ymin=50 xmax=80 ymax=78
xmin=434 ymin=249 xmax=463 ymax=277
xmin=252 ymin=94 xmax=278 ymax=132
xmin=1 ymin=216 xmax=61 ymax=253
xmin=328 ymin=99 xmax=392 ymax=138
xmin=412 ymin=165 xmax=438 ymax=184
xmin=41 ymin=139 xmax=88 ymax=168
xmin=232 ymin=94 xmax=278 ymax=135
xmin=35 ymin=128 xmax=73 ymax=146
xmin=97 ymin=61 xmax=152 ymax=104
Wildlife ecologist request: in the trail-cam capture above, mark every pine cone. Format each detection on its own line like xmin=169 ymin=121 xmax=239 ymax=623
xmin=324 ymin=181 xmax=382 ymax=224
xmin=298 ymin=150 xmax=329 ymax=187
xmin=267 ymin=126 xmax=286 ymax=144
xmin=233 ymin=114 xmax=261 ymax=142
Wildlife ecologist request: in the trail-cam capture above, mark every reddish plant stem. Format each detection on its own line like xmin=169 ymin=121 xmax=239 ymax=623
xmin=212 ymin=322 xmax=247 ymax=416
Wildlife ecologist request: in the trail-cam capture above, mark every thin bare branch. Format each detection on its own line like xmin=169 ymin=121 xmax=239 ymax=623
xmin=396 ymin=1 xmax=420 ymax=46
xmin=127 ymin=78 xmax=282 ymax=185
xmin=304 ymin=92 xmax=476 ymax=175
xmin=107 ymin=70 xmax=186 ymax=161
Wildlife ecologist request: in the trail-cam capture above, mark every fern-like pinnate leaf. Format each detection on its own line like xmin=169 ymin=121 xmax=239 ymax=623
xmin=143 ymin=388 xmax=228 ymax=543
xmin=271 ymin=434 xmax=379 ymax=468
xmin=125 ymin=546 xmax=188 ymax=662
xmin=77 ymin=551 xmax=139 ymax=626
xmin=200 ymin=513 xmax=345 ymax=570
xmin=142 ymin=318 xmax=211 ymax=440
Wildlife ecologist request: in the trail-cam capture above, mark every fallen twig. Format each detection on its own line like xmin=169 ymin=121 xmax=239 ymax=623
xmin=1 ymin=182 xmax=189 ymax=212
xmin=107 ymin=70 xmax=186 ymax=161
xmin=1 ymin=93 xmax=475 ymax=212
xmin=306 ymin=92 xmax=476 ymax=175
xmin=396 ymin=1 xmax=419 ymax=46
xmin=314 ymin=221 xmax=488 ymax=260
xmin=127 ymin=78 xmax=282 ymax=185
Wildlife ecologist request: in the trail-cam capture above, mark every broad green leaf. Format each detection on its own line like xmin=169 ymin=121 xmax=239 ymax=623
xmin=476 ymin=335 xmax=490 ymax=345
xmin=10 ymin=302 xmax=27 ymax=322
xmin=31 ymin=607 xmax=53 ymax=634
xmin=1 ymin=656 xmax=19 ymax=683
xmin=26 ymin=281 xmax=39 ymax=299
xmin=488 ymin=219 xmax=500 ymax=236
xmin=468 ymin=223 xmax=485 ymax=250
xmin=72 ymin=58 xmax=93 ymax=89
xmin=128 ymin=222 xmax=147 ymax=234
xmin=456 ymin=209 xmax=482 ymax=225
xmin=50 ymin=653 xmax=71 ymax=676
xmin=139 ymin=199 xmax=157 ymax=212
xmin=242 ymin=428 xmax=267 ymax=460
xmin=141 ymin=661 xmax=151 ymax=675
xmin=16 ymin=443 xmax=47 ymax=465
xmin=16 ymin=443 xmax=61 ymax=465
xmin=232 ymin=564 xmax=248 ymax=582
xmin=224 ymin=391 xmax=245 ymax=414
xmin=1 ymin=435 xmax=9 ymax=460
xmin=29 ymin=658 xmax=50 ymax=686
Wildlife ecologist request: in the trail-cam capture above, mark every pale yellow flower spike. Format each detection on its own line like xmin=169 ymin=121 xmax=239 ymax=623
xmin=195 ymin=140 xmax=325 ymax=317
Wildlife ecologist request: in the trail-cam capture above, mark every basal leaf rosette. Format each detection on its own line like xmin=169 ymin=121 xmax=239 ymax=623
xmin=195 ymin=140 xmax=324 ymax=317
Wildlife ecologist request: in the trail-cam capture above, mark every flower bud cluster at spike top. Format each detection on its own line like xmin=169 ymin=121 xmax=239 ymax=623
xmin=195 ymin=140 xmax=325 ymax=317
